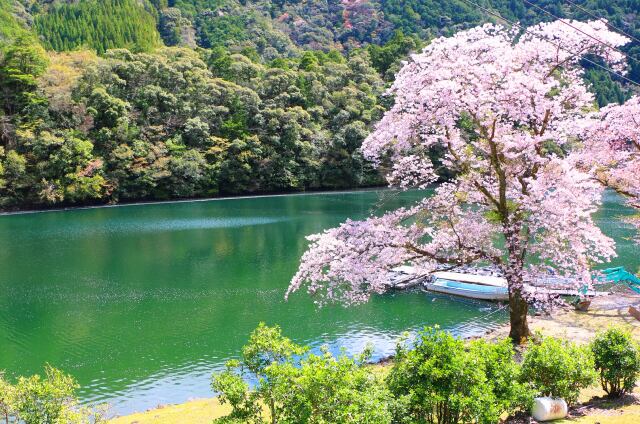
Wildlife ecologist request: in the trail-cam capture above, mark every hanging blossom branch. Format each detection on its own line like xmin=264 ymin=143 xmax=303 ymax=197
xmin=287 ymin=188 xmax=503 ymax=305
xmin=572 ymin=96 xmax=640 ymax=243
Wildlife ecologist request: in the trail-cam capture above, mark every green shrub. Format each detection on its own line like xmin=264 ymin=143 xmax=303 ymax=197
xmin=212 ymin=323 xmax=306 ymax=423
xmin=469 ymin=338 xmax=534 ymax=415
xmin=521 ymin=334 xmax=596 ymax=405
xmin=0 ymin=365 xmax=105 ymax=424
xmin=211 ymin=323 xmax=393 ymax=423
xmin=12 ymin=365 xmax=84 ymax=424
xmin=211 ymin=361 xmax=262 ymax=423
xmin=0 ymin=371 xmax=16 ymax=423
xmin=275 ymin=347 xmax=393 ymax=423
xmin=386 ymin=327 xmax=530 ymax=424
xmin=591 ymin=327 xmax=640 ymax=397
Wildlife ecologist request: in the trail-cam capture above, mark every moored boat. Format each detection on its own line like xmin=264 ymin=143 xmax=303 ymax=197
xmin=424 ymin=271 xmax=509 ymax=301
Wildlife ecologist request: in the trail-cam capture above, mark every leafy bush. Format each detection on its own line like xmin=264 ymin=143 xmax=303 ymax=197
xmin=12 ymin=365 xmax=84 ymax=424
xmin=276 ymin=347 xmax=393 ymax=423
xmin=0 ymin=365 xmax=104 ymax=424
xmin=212 ymin=323 xmax=393 ymax=423
xmin=469 ymin=338 xmax=534 ymax=416
xmin=591 ymin=327 xmax=640 ymax=397
xmin=0 ymin=372 xmax=16 ymax=423
xmin=212 ymin=323 xmax=307 ymax=423
xmin=521 ymin=334 xmax=596 ymax=405
xmin=386 ymin=327 xmax=531 ymax=424
xmin=211 ymin=361 xmax=262 ymax=423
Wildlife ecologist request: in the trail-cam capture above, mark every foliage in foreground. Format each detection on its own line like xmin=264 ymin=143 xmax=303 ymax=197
xmin=211 ymin=322 xmax=393 ymax=423
xmin=387 ymin=328 xmax=532 ymax=424
xmin=4 ymin=324 xmax=639 ymax=423
xmin=213 ymin=324 xmax=537 ymax=424
xmin=214 ymin=324 xmax=640 ymax=423
xmin=0 ymin=365 xmax=106 ymax=424
xmin=591 ymin=327 xmax=640 ymax=398
xmin=521 ymin=334 xmax=597 ymax=405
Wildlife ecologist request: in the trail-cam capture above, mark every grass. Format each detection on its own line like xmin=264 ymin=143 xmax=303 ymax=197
xmin=553 ymin=386 xmax=639 ymax=423
xmin=108 ymin=386 xmax=640 ymax=424
xmin=108 ymin=398 xmax=230 ymax=424
xmin=560 ymin=407 xmax=640 ymax=424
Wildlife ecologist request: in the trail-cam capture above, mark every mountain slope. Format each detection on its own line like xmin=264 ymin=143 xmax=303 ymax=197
xmin=0 ymin=0 xmax=638 ymax=210
xmin=33 ymin=0 xmax=161 ymax=54
xmin=0 ymin=0 xmax=31 ymax=44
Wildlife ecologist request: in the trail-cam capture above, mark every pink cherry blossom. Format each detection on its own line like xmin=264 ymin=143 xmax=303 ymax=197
xmin=573 ymin=96 xmax=639 ymax=243
xmin=289 ymin=20 xmax=628 ymax=342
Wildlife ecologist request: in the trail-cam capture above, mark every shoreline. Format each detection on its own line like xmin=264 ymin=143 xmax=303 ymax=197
xmin=0 ymin=186 xmax=395 ymax=216
xmin=486 ymin=289 xmax=640 ymax=343
xmin=108 ymin=291 xmax=640 ymax=423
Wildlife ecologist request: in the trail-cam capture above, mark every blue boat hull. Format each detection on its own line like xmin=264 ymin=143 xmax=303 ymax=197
xmin=425 ymin=278 xmax=509 ymax=301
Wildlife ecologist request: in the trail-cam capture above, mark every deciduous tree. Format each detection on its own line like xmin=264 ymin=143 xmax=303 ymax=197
xmin=288 ymin=20 xmax=627 ymax=343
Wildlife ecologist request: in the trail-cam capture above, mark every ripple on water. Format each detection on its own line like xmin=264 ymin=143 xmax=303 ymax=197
xmin=10 ymin=217 xmax=291 ymax=242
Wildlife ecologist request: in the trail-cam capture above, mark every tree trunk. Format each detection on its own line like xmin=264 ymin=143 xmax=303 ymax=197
xmin=508 ymin=286 xmax=530 ymax=344
xmin=504 ymin=224 xmax=531 ymax=344
xmin=270 ymin=398 xmax=277 ymax=424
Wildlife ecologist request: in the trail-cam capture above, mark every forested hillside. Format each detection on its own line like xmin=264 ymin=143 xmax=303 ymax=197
xmin=34 ymin=0 xmax=161 ymax=54
xmin=0 ymin=0 xmax=638 ymax=209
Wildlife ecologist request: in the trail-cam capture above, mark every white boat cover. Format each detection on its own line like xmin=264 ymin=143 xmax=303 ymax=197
xmin=431 ymin=271 xmax=507 ymax=287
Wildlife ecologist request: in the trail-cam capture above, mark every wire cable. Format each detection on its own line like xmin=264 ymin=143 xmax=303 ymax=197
xmin=520 ymin=0 xmax=640 ymax=67
xmin=563 ymin=0 xmax=640 ymax=46
xmin=456 ymin=0 xmax=640 ymax=88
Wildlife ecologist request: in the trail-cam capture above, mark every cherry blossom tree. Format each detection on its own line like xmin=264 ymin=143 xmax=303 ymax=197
xmin=288 ymin=20 xmax=628 ymax=343
xmin=574 ymin=96 xmax=639 ymax=243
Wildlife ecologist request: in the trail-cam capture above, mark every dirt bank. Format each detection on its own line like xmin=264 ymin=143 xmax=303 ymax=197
xmin=489 ymin=289 xmax=640 ymax=344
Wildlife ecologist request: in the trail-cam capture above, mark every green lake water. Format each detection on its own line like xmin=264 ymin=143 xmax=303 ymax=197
xmin=0 ymin=189 xmax=637 ymax=415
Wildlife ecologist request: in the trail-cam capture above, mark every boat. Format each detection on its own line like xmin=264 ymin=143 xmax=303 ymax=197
xmin=595 ymin=267 xmax=640 ymax=293
xmin=424 ymin=271 xmax=509 ymax=301
xmin=389 ymin=267 xmax=609 ymax=302
xmin=386 ymin=266 xmax=428 ymax=289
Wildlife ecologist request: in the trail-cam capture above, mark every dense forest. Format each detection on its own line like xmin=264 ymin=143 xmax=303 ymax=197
xmin=0 ymin=0 xmax=638 ymax=209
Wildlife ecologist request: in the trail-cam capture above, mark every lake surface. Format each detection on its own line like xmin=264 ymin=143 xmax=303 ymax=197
xmin=0 ymin=190 xmax=636 ymax=416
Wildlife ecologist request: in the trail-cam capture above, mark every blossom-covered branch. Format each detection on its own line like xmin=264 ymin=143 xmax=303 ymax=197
xmin=574 ymin=96 xmax=640 ymax=242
